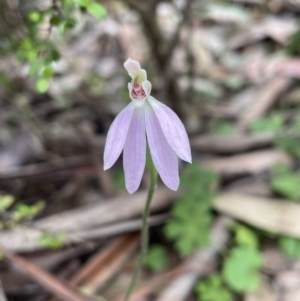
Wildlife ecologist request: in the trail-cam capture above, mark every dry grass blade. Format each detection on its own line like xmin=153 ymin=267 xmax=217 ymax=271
xmin=0 ymin=245 xmax=96 ymax=301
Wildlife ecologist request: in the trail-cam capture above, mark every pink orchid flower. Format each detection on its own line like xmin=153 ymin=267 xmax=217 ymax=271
xmin=104 ymin=58 xmax=192 ymax=194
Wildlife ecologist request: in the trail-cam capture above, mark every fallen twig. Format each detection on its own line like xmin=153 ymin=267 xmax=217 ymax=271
xmin=0 ymin=245 xmax=96 ymax=301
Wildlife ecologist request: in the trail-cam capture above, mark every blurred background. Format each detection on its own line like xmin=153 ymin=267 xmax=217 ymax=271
xmin=1 ymin=0 xmax=300 ymax=300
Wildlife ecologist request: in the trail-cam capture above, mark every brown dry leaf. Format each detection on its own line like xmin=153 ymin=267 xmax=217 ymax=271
xmin=202 ymin=150 xmax=291 ymax=175
xmin=213 ymin=193 xmax=300 ymax=238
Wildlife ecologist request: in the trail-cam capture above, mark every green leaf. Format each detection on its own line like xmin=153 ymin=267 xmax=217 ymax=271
xmin=196 ymin=274 xmax=233 ymax=301
xmin=28 ymin=11 xmax=41 ymax=23
xmin=250 ymin=113 xmax=283 ymax=134
xmin=145 ymin=245 xmax=169 ymax=272
xmin=0 ymin=195 xmax=14 ymax=212
xmin=39 ymin=232 xmax=65 ymax=249
xmin=232 ymin=224 xmax=258 ymax=249
xmin=73 ymin=0 xmax=91 ymax=7
xmin=292 ymin=113 xmax=300 ymax=131
xmin=51 ymin=49 xmax=61 ymax=61
xmin=210 ymin=120 xmax=235 ymax=136
xmin=50 ymin=16 xmax=61 ymax=26
xmin=279 ymin=236 xmax=300 ymax=259
xmin=36 ymin=78 xmax=49 ymax=93
xmin=28 ymin=60 xmax=43 ymax=76
xmin=27 ymin=50 xmax=37 ymax=62
xmin=12 ymin=201 xmax=45 ymax=221
xmin=224 ymin=75 xmax=244 ymax=91
xmin=271 ymin=165 xmax=300 ymax=201
xmin=42 ymin=65 xmax=54 ymax=78
xmin=222 ymin=247 xmax=262 ymax=293
xmin=21 ymin=38 xmax=33 ymax=50
xmin=60 ymin=18 xmax=76 ymax=33
xmin=111 ymin=170 xmax=125 ymax=191
xmin=276 ymin=135 xmax=300 ymax=158
xmin=87 ymin=3 xmax=107 ymax=19
xmin=286 ymin=27 xmax=300 ymax=56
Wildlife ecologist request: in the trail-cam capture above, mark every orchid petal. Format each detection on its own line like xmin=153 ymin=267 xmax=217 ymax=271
xmin=148 ymin=96 xmax=191 ymax=163
xmin=103 ymin=103 xmax=134 ymax=170
xmin=124 ymin=58 xmax=147 ymax=81
xmin=145 ymin=103 xmax=179 ymax=190
xmin=142 ymin=81 xmax=152 ymax=96
xmin=123 ymin=108 xmax=146 ymax=194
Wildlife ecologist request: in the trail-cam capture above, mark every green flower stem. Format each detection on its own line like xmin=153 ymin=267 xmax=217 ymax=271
xmin=124 ymin=157 xmax=157 ymax=301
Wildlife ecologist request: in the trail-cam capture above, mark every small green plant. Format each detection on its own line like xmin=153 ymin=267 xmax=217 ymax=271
xmin=39 ymin=232 xmax=65 ymax=249
xmin=250 ymin=113 xmax=283 ymax=134
xmin=231 ymin=223 xmax=259 ymax=249
xmin=11 ymin=0 xmax=107 ymax=94
xmin=145 ymin=245 xmax=169 ymax=272
xmin=276 ymin=134 xmax=300 ymax=159
xmin=196 ymin=274 xmax=233 ymax=301
xmin=271 ymin=165 xmax=300 ymax=201
xmin=12 ymin=201 xmax=45 ymax=221
xmin=164 ymin=164 xmax=217 ymax=256
xmin=209 ymin=120 xmax=235 ymax=136
xmin=222 ymin=246 xmax=262 ymax=293
xmin=279 ymin=236 xmax=300 ymax=259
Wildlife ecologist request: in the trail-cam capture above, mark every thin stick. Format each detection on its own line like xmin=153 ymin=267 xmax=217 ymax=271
xmin=0 ymin=245 xmax=96 ymax=301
